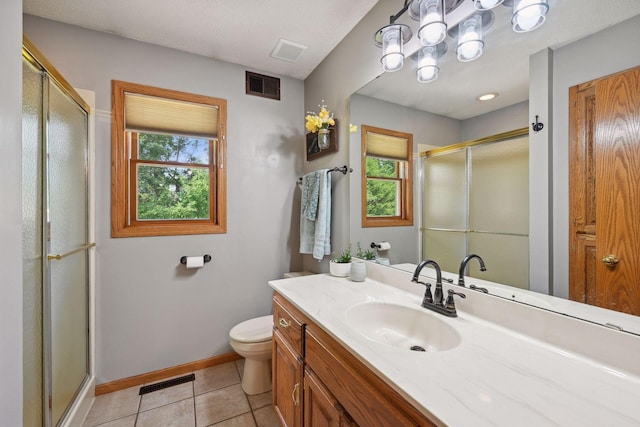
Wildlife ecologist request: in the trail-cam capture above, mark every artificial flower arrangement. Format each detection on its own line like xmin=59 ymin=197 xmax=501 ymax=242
xmin=305 ymin=101 xmax=335 ymax=133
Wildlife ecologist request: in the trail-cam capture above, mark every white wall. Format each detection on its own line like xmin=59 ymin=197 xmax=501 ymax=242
xmin=0 ymin=0 xmax=24 ymax=424
xmin=302 ymin=0 xmax=402 ymax=272
xmin=550 ymin=14 xmax=640 ymax=298
xmin=24 ymin=15 xmax=304 ymax=383
xmin=461 ymin=101 xmax=529 ymax=141
xmin=349 ymin=94 xmax=461 ymax=264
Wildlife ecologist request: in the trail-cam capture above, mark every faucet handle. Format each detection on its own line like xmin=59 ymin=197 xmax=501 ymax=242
xmin=422 ymin=283 xmax=433 ymax=306
xmin=445 ymin=289 xmax=466 ymax=310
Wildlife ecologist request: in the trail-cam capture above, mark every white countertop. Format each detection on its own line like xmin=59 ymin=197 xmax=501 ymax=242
xmin=269 ymin=273 xmax=640 ymax=427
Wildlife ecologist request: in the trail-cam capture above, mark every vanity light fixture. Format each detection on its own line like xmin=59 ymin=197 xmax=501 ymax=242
xmin=375 ymin=0 xmax=550 ymax=76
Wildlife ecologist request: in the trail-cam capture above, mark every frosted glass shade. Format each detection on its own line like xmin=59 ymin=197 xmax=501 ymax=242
xmin=457 ymin=14 xmax=484 ymax=62
xmin=419 ymin=0 xmax=447 ymax=46
xmin=474 ymin=0 xmax=504 ymax=10
xmin=512 ymin=0 xmax=549 ymax=32
xmin=417 ymin=46 xmax=440 ymax=83
xmin=381 ymin=26 xmax=405 ymax=72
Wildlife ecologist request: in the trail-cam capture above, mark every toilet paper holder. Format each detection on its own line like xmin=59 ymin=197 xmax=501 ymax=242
xmin=370 ymin=241 xmax=391 ymax=250
xmin=180 ymin=254 xmax=212 ymax=265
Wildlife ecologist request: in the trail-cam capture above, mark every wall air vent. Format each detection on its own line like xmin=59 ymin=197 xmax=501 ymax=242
xmin=246 ymin=71 xmax=281 ymax=101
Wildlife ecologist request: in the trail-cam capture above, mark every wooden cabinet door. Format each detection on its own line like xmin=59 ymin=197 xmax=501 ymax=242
xmin=304 ymin=368 xmax=355 ymax=427
xmin=570 ymin=65 xmax=640 ymax=316
xmin=273 ymin=330 xmax=303 ymax=427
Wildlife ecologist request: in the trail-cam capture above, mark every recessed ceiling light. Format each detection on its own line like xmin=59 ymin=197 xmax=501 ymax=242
xmin=476 ymin=92 xmax=498 ymax=101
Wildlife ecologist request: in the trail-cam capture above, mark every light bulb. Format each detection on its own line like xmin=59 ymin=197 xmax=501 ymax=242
xmin=417 ymin=47 xmax=439 ymax=83
xmin=457 ymin=15 xmax=484 ymax=62
xmin=475 ymin=0 xmax=503 ymax=9
xmin=419 ymin=0 xmax=446 ymax=46
xmin=512 ymin=0 xmax=548 ymax=32
xmin=381 ymin=27 xmax=404 ymax=72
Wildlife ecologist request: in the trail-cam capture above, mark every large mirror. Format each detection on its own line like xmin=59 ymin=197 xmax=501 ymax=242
xmin=348 ymin=1 xmax=640 ymax=335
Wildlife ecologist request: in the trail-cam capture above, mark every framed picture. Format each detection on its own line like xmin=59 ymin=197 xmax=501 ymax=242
xmin=306 ymin=119 xmax=338 ymax=161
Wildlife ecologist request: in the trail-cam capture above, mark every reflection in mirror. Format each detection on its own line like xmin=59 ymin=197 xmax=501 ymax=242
xmin=361 ymin=125 xmax=413 ymax=228
xmin=349 ymin=2 xmax=640 ymax=335
xmin=423 ymin=129 xmax=529 ymax=289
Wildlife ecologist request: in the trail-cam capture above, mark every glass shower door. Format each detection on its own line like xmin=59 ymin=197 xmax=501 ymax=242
xmin=22 ymin=56 xmax=45 ymax=427
xmin=422 ymin=148 xmax=468 ymax=273
xmin=422 ymin=133 xmax=529 ymax=288
xmin=469 ymin=136 xmax=529 ymax=288
xmin=46 ymin=78 xmax=90 ymax=426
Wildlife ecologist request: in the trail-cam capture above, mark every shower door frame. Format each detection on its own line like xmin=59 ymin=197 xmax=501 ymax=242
xmin=23 ymin=36 xmax=95 ymax=427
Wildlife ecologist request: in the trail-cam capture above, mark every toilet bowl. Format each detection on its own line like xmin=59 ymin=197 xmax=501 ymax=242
xmin=229 ymin=314 xmax=273 ymax=395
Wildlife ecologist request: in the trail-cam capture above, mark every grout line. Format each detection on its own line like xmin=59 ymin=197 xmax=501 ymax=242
xmin=192 ymin=374 xmax=197 ymax=427
xmin=133 ymin=393 xmax=142 ymax=427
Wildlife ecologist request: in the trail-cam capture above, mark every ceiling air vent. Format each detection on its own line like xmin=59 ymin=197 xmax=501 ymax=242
xmin=246 ymin=71 xmax=281 ymax=101
xmin=271 ymin=39 xmax=307 ymax=63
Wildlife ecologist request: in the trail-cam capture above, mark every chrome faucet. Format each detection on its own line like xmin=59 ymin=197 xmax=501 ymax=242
xmin=412 ymin=260 xmax=464 ymax=317
xmin=457 ymin=254 xmax=486 ymax=287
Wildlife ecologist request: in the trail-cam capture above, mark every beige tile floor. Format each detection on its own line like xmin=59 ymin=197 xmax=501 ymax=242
xmin=83 ymin=360 xmax=279 ymax=427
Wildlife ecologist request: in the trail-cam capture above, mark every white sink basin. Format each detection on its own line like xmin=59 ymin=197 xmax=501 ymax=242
xmin=345 ymin=302 xmax=461 ymax=352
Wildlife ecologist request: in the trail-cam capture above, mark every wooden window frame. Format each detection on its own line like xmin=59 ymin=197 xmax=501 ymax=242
xmin=111 ymin=80 xmax=227 ymax=237
xmin=361 ymin=125 xmax=413 ymax=228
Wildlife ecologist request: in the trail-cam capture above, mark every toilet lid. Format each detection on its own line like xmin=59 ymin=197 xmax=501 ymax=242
xmin=229 ymin=315 xmax=273 ymax=343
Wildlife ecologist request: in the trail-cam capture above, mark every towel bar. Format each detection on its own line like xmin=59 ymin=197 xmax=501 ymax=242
xmin=297 ymin=165 xmax=353 ymax=182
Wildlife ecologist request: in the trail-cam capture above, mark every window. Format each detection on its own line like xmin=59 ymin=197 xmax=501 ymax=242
xmin=361 ymin=125 xmax=413 ymax=227
xmin=111 ymin=80 xmax=227 ymax=237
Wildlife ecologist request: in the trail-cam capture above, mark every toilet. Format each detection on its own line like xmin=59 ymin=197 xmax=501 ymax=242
xmin=229 ymin=272 xmax=313 ymax=395
xmin=229 ymin=314 xmax=273 ymax=395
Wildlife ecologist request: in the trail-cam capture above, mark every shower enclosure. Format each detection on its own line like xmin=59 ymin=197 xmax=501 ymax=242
xmin=422 ymin=129 xmax=529 ymax=289
xmin=22 ymin=38 xmax=93 ymax=427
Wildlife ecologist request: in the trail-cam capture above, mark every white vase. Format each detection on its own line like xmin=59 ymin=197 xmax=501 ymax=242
xmin=329 ymin=261 xmax=351 ymax=277
xmin=349 ymin=260 xmax=366 ymax=282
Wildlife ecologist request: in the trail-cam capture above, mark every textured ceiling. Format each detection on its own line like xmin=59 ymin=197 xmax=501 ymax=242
xmin=22 ymin=0 xmax=640 ymax=119
xmin=23 ymin=0 xmax=380 ymax=80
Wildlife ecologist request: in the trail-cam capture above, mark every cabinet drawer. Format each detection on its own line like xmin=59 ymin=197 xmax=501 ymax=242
xmin=273 ymin=294 xmax=305 ymax=355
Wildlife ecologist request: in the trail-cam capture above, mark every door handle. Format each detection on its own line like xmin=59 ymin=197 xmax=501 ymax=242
xmin=602 ymin=254 xmax=619 ymax=266
xmin=292 ymin=382 xmax=300 ymax=406
xmin=47 ymin=242 xmax=95 ymax=261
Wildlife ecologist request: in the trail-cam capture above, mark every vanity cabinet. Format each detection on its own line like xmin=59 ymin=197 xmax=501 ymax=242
xmin=304 ymin=367 xmax=355 ymax=427
xmin=272 ymin=292 xmax=436 ymax=427
xmin=273 ymin=296 xmax=305 ymax=427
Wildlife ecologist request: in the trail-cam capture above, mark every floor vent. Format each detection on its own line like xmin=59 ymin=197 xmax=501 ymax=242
xmin=246 ymin=71 xmax=280 ymax=101
xmin=139 ymin=373 xmax=195 ymax=395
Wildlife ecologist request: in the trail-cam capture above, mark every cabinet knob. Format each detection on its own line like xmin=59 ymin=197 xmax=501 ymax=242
xmin=279 ymin=318 xmax=290 ymax=328
xmin=602 ymin=254 xmax=619 ymax=266
xmin=292 ymin=382 xmax=300 ymax=406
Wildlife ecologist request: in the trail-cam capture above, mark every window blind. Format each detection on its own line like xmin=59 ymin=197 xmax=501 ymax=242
xmin=124 ymin=93 xmax=219 ymax=138
xmin=365 ymin=131 xmax=409 ymax=160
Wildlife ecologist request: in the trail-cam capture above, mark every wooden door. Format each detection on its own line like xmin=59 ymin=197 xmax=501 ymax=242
xmin=569 ymin=65 xmax=640 ymax=316
xmin=273 ymin=330 xmax=303 ymax=427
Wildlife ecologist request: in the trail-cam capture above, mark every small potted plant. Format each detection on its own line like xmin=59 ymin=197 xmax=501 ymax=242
xmin=356 ymin=242 xmax=377 ymax=261
xmin=329 ymin=245 xmax=352 ymax=277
